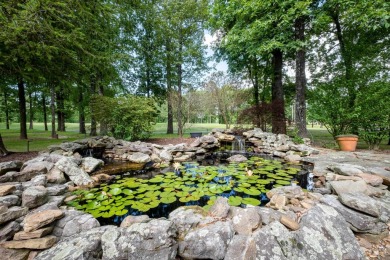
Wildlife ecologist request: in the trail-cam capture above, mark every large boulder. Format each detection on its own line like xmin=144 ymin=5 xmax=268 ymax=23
xmin=52 ymin=210 xmax=100 ymax=240
xmin=46 ymin=166 xmax=67 ymax=184
xmin=127 ymin=152 xmax=151 ymax=164
xmin=225 ymin=235 xmax=256 ymax=260
xmin=81 ymin=157 xmax=104 ymax=173
xmin=178 ymin=221 xmax=234 ymax=260
xmin=209 ymin=197 xmax=230 ymax=218
xmin=0 ymin=161 xmax=23 ymax=175
xmin=228 ymin=206 xmax=262 ymax=235
xmin=169 ymin=206 xmax=214 ymax=237
xmin=101 ymin=219 xmax=178 ymax=260
xmin=22 ymin=186 xmax=48 ymax=209
xmin=55 ymin=157 xmax=94 ymax=186
xmin=329 ymin=180 xmax=369 ymax=195
xmin=226 ymin=154 xmax=248 ymax=163
xmin=338 ymin=192 xmax=381 ymax=217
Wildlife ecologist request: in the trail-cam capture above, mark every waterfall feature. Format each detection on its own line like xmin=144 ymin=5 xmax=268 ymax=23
xmin=232 ymin=136 xmax=245 ymax=152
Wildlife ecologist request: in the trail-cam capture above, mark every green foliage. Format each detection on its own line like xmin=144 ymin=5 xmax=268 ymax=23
xmin=90 ymin=95 xmax=159 ymax=140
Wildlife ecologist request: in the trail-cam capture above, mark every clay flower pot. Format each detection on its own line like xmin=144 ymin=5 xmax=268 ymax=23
xmin=335 ymin=135 xmax=358 ymax=152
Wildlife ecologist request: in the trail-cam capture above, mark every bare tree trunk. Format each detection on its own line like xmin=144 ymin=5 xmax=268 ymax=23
xmin=294 ymin=17 xmax=308 ymax=138
xmin=98 ymin=83 xmax=107 ymax=135
xmin=3 ymin=87 xmax=10 ymax=129
xmin=90 ymin=76 xmax=97 ymax=136
xmin=78 ymin=89 xmax=86 ymax=134
xmin=42 ymin=94 xmax=48 ymax=131
xmin=177 ymin=35 xmax=184 ymax=137
xmin=166 ymin=41 xmax=174 ymax=134
xmin=18 ymin=79 xmax=27 ymax=139
xmin=56 ymin=86 xmax=66 ymax=132
xmin=50 ymin=84 xmax=57 ymax=138
xmin=271 ymin=49 xmax=286 ymax=134
xmin=0 ymin=134 xmax=8 ymax=156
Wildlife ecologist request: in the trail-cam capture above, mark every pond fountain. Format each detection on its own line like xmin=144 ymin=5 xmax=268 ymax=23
xmin=66 ymin=155 xmax=312 ymax=226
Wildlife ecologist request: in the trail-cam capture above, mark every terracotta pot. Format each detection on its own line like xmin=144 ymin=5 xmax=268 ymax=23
xmin=336 ymin=135 xmax=358 ymax=151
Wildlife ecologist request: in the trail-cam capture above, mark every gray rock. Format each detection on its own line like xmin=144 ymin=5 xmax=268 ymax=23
xmin=199 ymin=135 xmax=217 ymax=144
xmin=226 ymin=154 xmax=248 ymax=163
xmin=330 ymin=180 xmax=369 ymax=195
xmin=128 ymin=152 xmax=151 ymax=164
xmin=0 ymin=221 xmax=21 ymax=242
xmin=22 ymin=175 xmax=47 ymax=190
xmin=55 ymin=157 xmax=93 ymax=186
xmin=120 ymin=215 xmax=150 ymax=228
xmin=0 ymin=170 xmax=43 ymax=183
xmin=209 ymin=197 xmax=230 ymax=218
xmin=258 ymin=207 xmax=283 ymax=225
xmin=228 ymin=207 xmax=262 ymax=235
xmin=46 ymin=185 xmax=68 ymax=196
xmin=27 ymin=196 xmax=65 ymax=216
xmin=53 ymin=210 xmax=100 ymax=240
xmin=0 ymin=161 xmax=23 ymax=175
xmin=367 ymin=167 xmax=390 ymax=185
xmin=159 ymin=150 xmax=173 ymax=161
xmin=35 ymin=226 xmax=115 ymax=260
xmin=267 ymin=186 xmax=305 ymax=199
xmin=46 ymin=166 xmax=66 ymax=184
xmin=101 ymin=219 xmax=178 ymax=260
xmin=284 ymin=154 xmax=301 ymax=163
xmin=294 ymin=204 xmax=365 ymax=260
xmin=0 ymin=246 xmax=30 ymax=260
xmin=169 ymin=206 xmax=214 ymax=237
xmin=81 ymin=157 xmax=104 ymax=173
xmin=225 ymin=235 xmax=256 ymax=260
xmin=59 ymin=142 xmax=87 ymax=152
xmin=321 ymin=195 xmax=387 ymax=234
xmin=331 ymin=164 xmax=364 ymax=176
xmin=0 ymin=195 xmax=20 ymax=207
xmin=313 ymin=187 xmax=332 ymax=195
xmin=22 ymin=186 xmax=48 ymax=209
xmin=0 ymin=207 xmax=29 ymax=225
xmin=178 ymin=221 xmax=234 ymax=260
xmin=21 ymin=161 xmax=52 ymax=176
xmin=338 ymin=192 xmax=381 ymax=217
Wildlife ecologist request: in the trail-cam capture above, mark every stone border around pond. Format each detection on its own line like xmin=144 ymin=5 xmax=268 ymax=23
xmin=0 ymin=130 xmax=389 ymax=259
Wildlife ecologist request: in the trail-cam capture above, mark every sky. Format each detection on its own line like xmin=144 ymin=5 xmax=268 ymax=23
xmin=204 ymin=32 xmax=228 ymax=72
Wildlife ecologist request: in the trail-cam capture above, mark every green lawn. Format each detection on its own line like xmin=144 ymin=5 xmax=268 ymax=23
xmin=0 ymin=122 xmax=388 ymax=152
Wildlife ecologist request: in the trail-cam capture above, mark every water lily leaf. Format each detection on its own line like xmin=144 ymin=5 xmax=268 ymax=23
xmin=101 ymin=199 xmax=114 ymax=205
xmin=243 ymin=188 xmax=261 ymax=196
xmin=96 ymin=194 xmax=108 ymax=201
xmin=122 ymin=189 xmax=134 ymax=196
xmin=115 ymin=209 xmax=128 ymax=216
xmin=161 ymin=196 xmax=176 ymax=204
xmin=84 ymin=193 xmax=96 ymax=199
xmin=228 ymin=196 xmax=242 ymax=206
xmin=109 ymin=188 xmax=122 ymax=196
xmin=85 ymin=201 xmax=100 ymax=210
xmin=242 ymin=197 xmax=261 ymax=206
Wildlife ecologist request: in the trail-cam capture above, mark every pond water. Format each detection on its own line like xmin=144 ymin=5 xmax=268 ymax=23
xmin=66 ymin=156 xmax=312 ymax=226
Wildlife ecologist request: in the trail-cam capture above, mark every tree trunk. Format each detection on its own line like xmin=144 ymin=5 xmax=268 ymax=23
xmin=18 ymin=79 xmax=27 ymax=139
xmin=294 ymin=17 xmax=308 ymax=138
xmin=0 ymin=134 xmax=8 ymax=156
xmin=177 ymin=35 xmax=184 ymax=137
xmin=78 ymin=89 xmax=86 ymax=134
xmin=50 ymin=84 xmax=57 ymax=138
xmin=3 ymin=87 xmax=10 ymax=129
xmin=56 ymin=87 xmax=65 ymax=132
xmin=42 ymin=94 xmax=48 ymax=131
xmin=271 ymin=49 xmax=286 ymax=134
xmin=29 ymin=91 xmax=33 ymax=130
xmin=98 ymin=83 xmax=107 ymax=135
xmin=90 ymin=76 xmax=97 ymax=136
xmin=166 ymin=41 xmax=174 ymax=134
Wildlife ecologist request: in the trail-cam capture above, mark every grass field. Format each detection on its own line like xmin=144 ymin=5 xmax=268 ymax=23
xmin=0 ymin=122 xmax=388 ymax=152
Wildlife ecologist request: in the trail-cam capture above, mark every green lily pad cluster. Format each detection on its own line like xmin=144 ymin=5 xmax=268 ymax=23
xmin=66 ymin=156 xmax=304 ymax=220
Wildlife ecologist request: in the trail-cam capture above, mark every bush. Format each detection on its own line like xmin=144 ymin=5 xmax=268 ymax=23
xmin=91 ymin=95 xmax=159 ymax=140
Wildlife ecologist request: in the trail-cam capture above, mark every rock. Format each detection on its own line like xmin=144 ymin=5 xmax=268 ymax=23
xmin=21 ymin=162 xmax=51 ymax=176
xmin=14 ymin=227 xmax=53 ymax=240
xmin=59 ymin=142 xmax=87 ymax=152
xmin=27 ymin=196 xmax=64 ymax=215
xmin=320 ymin=195 xmax=387 ymax=234
xmin=101 ymin=219 xmax=178 ymax=260
xmin=367 ymin=167 xmax=390 ymax=186
xmin=258 ymin=207 xmax=283 ymax=225
xmin=307 ymin=192 xmax=323 ymax=201
xmin=81 ymin=157 xmax=104 ymax=173
xmin=22 ymin=175 xmax=47 ymax=190
xmin=294 ymin=204 xmax=365 ymax=260
xmin=268 ymin=194 xmax=287 ymax=210
xmin=338 ymin=192 xmax=381 ymax=217
xmin=169 ymin=206 xmax=213 ymax=237
xmin=331 ymin=164 xmax=364 ymax=176
xmin=159 ymin=150 xmax=173 ymax=161
xmin=226 ymin=154 xmax=248 ymax=163
xmin=0 ymin=185 xmax=16 ymax=196
xmin=24 ymin=210 xmax=64 ymax=232
xmin=0 ymin=161 xmax=23 ymax=175
xmin=55 ymin=157 xmax=94 ymax=186
xmin=22 ymin=186 xmax=48 ymax=209
xmin=267 ymin=186 xmax=305 ymax=199
xmin=280 ymin=215 xmax=300 ymax=230
xmin=199 ymin=135 xmax=217 ymax=144
xmin=178 ymin=221 xmax=234 ymax=260
xmin=0 ymin=236 xmax=57 ymax=250
xmin=46 ymin=166 xmax=66 ymax=184
xmin=225 ymin=235 xmax=256 ymax=260
xmin=284 ymin=154 xmax=301 ymax=163
xmin=313 ymin=187 xmax=331 ymax=195
xmin=128 ymin=152 xmax=151 ymax=163
xmin=35 ymin=226 xmax=114 ymax=260
xmin=0 ymin=207 xmax=29 ymax=225
xmin=209 ymin=197 xmax=230 ymax=218
xmin=0 ymin=195 xmax=20 ymax=207
xmin=46 ymin=185 xmax=68 ymax=196
xmin=357 ymin=173 xmax=383 ymax=186
xmin=228 ymin=207 xmax=262 ymax=235
xmin=120 ymin=215 xmax=150 ymax=228
xmin=0 ymin=221 xmax=21 ymax=242
xmin=329 ymin=180 xmax=369 ymax=195
xmin=52 ymin=210 xmax=100 ymax=240
xmin=0 ymin=246 xmax=30 ymax=260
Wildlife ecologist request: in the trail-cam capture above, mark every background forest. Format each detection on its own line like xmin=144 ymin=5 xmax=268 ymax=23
xmin=0 ymin=0 xmax=389 ymax=149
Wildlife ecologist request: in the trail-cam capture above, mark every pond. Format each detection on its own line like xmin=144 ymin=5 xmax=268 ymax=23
xmin=66 ymin=156 xmax=312 ymax=225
